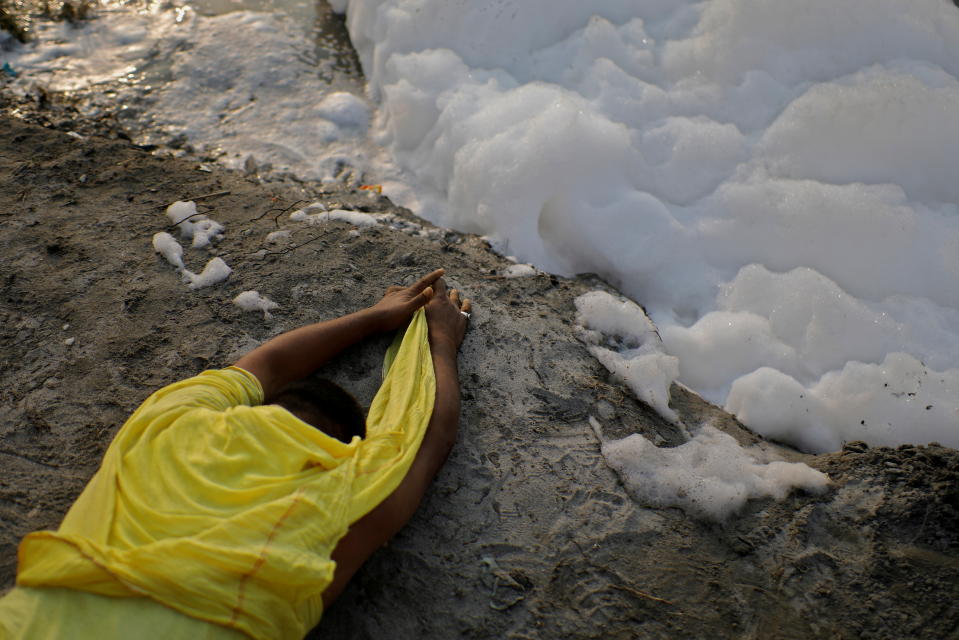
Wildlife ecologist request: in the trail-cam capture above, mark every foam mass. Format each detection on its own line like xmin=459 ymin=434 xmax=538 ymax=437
xmin=338 ymin=0 xmax=959 ymax=452
xmin=575 ymin=292 xmax=678 ymax=423
xmin=597 ymin=420 xmax=830 ymax=521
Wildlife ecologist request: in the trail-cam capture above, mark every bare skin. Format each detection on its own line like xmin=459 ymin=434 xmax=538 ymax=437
xmin=234 ymin=268 xmax=471 ymax=608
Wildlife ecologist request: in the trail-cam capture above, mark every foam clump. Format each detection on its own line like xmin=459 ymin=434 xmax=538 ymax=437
xmin=183 ymin=258 xmax=232 ymax=290
xmin=152 ymin=230 xmax=231 ymax=290
xmin=727 ymin=353 xmax=959 ymax=453
xmin=503 ymin=264 xmax=538 ymax=278
xmin=289 ymin=202 xmax=326 ymax=222
xmin=152 ymin=232 xmax=186 ymax=270
xmin=575 ymin=291 xmax=678 ymax=423
xmin=597 ymin=420 xmax=830 ymax=521
xmin=233 ymin=290 xmax=279 ymax=320
xmin=663 ymin=265 xmax=959 ymax=452
xmin=265 ymin=230 xmax=291 ymax=244
xmin=166 ymin=201 xmax=224 ymax=248
xmin=328 ymin=209 xmax=380 ymax=227
xmin=291 ymin=205 xmax=380 ymax=228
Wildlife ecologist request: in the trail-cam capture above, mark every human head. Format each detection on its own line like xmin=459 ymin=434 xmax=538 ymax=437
xmin=271 ymin=378 xmax=366 ymax=443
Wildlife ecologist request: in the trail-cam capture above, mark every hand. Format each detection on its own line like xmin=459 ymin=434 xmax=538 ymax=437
xmin=369 ymin=268 xmax=445 ymax=332
xmin=425 ymin=277 xmax=471 ymax=353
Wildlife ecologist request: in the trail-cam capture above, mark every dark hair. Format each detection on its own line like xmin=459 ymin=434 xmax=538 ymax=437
xmin=272 ymin=378 xmax=366 ymax=443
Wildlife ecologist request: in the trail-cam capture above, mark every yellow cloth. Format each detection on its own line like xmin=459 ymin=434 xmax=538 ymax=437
xmin=0 ymin=587 xmax=247 ymax=639
xmin=4 ymin=310 xmax=435 ymax=640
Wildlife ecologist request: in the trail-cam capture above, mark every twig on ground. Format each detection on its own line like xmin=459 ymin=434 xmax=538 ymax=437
xmin=733 ymin=583 xmax=779 ymax=599
xmin=188 ymin=190 xmax=231 ymax=202
xmin=610 ymin=583 xmax=673 ymax=606
xmin=258 ymin=233 xmax=327 ymax=257
xmin=249 ymin=199 xmax=307 ymax=227
xmin=166 ymin=211 xmax=209 ymax=230
xmin=910 ymin=502 xmax=933 ymax=544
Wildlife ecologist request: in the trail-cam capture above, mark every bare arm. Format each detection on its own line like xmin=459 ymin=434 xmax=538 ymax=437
xmin=322 ymin=278 xmax=471 ymax=606
xmin=234 ymin=269 xmax=444 ymax=399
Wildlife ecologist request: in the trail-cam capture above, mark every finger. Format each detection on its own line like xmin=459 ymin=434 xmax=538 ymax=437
xmin=409 ymin=268 xmax=445 ymax=293
xmin=450 ymin=288 xmax=461 ymax=306
xmin=461 ymin=299 xmax=472 ymax=314
xmin=386 ymin=285 xmax=404 ymax=294
xmin=411 ymin=286 xmax=434 ymax=309
xmin=432 ymin=277 xmax=448 ymax=298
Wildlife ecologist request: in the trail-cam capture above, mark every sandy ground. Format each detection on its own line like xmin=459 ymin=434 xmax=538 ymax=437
xmin=2 ymin=105 xmax=958 ymax=638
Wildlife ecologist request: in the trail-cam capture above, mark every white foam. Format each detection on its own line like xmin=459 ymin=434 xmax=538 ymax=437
xmin=183 ymin=257 xmax=232 ymax=289
xmin=289 ymin=202 xmax=327 ymax=222
xmin=317 ymin=91 xmax=372 ymax=130
xmin=575 ymin=291 xmax=678 ymax=423
xmin=727 ymin=353 xmax=959 ymax=453
xmin=6 ymin=8 xmax=388 ymax=184
xmin=291 ymin=207 xmax=381 ymax=228
xmin=503 ymin=264 xmax=538 ymax=278
xmin=144 ymin=12 xmax=380 ymax=183
xmin=152 ymin=232 xmax=186 ymax=270
xmin=166 ymin=201 xmax=224 ymax=248
xmin=328 ymin=209 xmax=380 ymax=227
xmin=340 ymin=0 xmax=959 ymax=451
xmin=265 ymin=230 xmax=291 ymax=244
xmin=4 ymin=9 xmax=181 ymax=93
xmin=661 ymin=265 xmax=959 ymax=451
xmin=598 ymin=420 xmax=830 ymax=521
xmin=233 ymin=290 xmax=279 ymax=320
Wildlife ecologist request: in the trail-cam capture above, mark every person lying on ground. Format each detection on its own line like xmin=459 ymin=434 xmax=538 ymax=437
xmin=0 ymin=268 xmax=471 ymax=640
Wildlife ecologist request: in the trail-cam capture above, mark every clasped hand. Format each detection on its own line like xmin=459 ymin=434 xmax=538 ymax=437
xmin=369 ymin=268 xmax=471 ymax=349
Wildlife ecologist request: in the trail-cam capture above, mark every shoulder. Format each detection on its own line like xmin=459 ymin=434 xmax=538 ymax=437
xmin=127 ymin=367 xmax=265 ymax=424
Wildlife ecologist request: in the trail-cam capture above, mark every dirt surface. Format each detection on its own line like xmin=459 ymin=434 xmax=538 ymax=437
xmin=2 ymin=112 xmax=958 ymax=639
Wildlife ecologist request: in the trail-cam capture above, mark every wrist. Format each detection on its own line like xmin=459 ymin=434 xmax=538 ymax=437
xmin=356 ymin=306 xmax=389 ymax=334
xmin=428 ymin=336 xmax=459 ymax=359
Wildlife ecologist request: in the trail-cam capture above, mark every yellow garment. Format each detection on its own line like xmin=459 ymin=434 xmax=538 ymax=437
xmin=6 ymin=310 xmax=435 ymax=640
xmin=0 ymin=587 xmax=247 ymax=639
